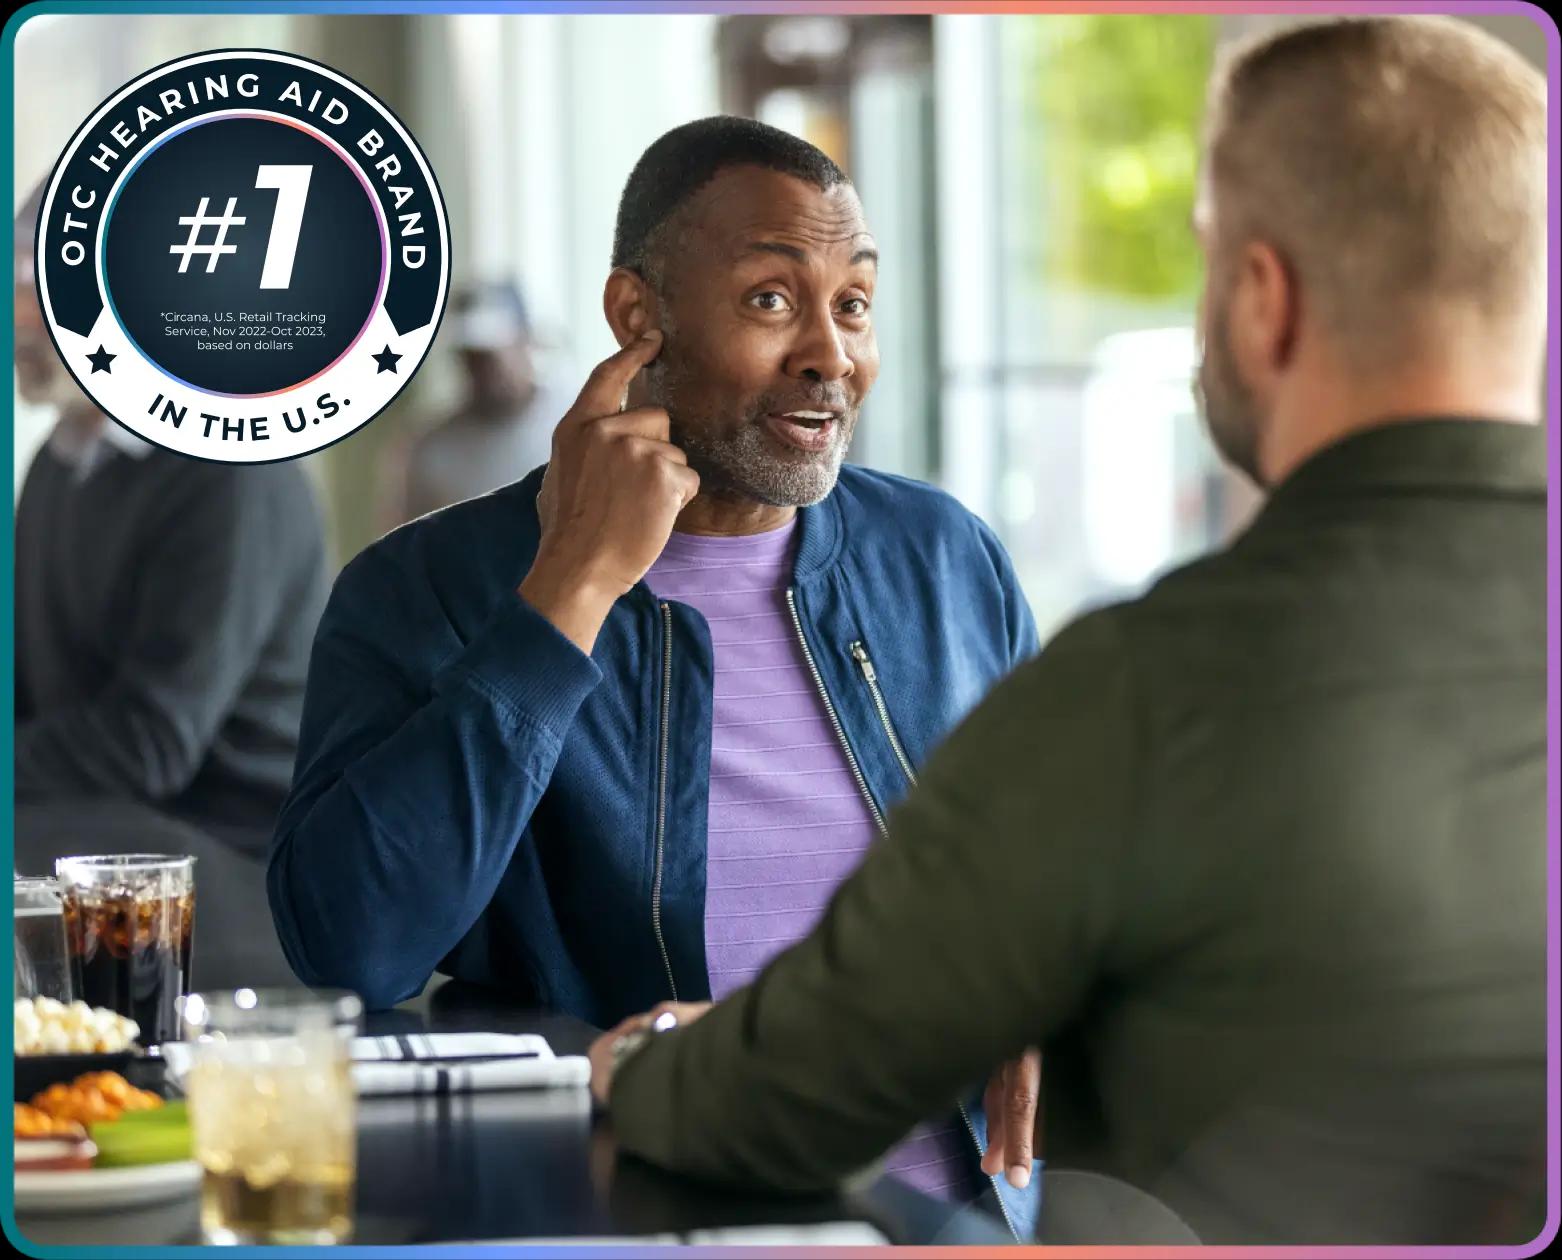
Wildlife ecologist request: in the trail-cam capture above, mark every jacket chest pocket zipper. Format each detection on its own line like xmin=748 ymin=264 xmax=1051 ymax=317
xmin=848 ymin=641 xmax=918 ymax=788
xmin=786 ymin=590 xmax=888 ymax=836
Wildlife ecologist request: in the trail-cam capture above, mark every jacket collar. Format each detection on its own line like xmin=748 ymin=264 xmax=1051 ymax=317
xmin=790 ymin=484 xmax=845 ymax=585
xmin=1259 ymin=417 xmax=1545 ymax=518
xmin=612 ymin=476 xmax=847 ymax=608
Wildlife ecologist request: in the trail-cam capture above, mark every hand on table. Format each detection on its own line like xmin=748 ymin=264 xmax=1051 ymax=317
xmin=588 ymin=1000 xmax=713 ymax=1107
xmin=518 ymin=330 xmax=701 ymax=655
xmin=979 ymin=1047 xmax=1042 ymax=1189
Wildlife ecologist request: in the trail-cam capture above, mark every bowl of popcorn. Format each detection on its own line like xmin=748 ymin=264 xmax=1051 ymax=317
xmin=13 ymin=998 xmax=143 ymax=1102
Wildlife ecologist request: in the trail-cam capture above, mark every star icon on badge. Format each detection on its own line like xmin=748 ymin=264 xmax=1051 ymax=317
xmin=87 ymin=345 xmax=116 ymax=374
xmin=372 ymin=345 xmax=402 ymax=374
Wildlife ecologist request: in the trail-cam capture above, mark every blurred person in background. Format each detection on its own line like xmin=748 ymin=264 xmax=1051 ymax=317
xmin=12 ymin=183 xmax=330 ymax=987
xmin=593 ymin=17 xmax=1548 ymax=1246
xmin=270 ymin=117 xmax=1047 ymax=1234
xmin=379 ymin=280 xmax=574 ymax=526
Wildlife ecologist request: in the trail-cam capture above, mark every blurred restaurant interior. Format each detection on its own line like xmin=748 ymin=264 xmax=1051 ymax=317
xmin=13 ymin=9 xmax=1544 ymax=638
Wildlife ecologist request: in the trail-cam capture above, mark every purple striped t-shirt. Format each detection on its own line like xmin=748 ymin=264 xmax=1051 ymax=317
xmin=644 ymin=518 xmax=976 ymax=1201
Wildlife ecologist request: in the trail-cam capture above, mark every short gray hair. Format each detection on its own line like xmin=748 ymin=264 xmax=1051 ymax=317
xmin=1204 ymin=17 xmax=1546 ymax=366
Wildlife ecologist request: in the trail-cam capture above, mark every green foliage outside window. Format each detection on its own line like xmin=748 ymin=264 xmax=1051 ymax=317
xmin=1010 ymin=15 xmax=1214 ymax=300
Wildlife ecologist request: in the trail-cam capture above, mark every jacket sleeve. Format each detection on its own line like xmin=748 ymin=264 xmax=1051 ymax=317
xmin=266 ymin=547 xmax=602 ymax=1009
xmin=975 ymin=514 xmax=1041 ymax=668
xmin=14 ymin=466 xmax=316 ymax=803
xmin=609 ymin=609 xmax=1137 ymax=1191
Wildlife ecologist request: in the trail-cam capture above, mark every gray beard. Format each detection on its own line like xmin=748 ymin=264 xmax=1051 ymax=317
xmin=648 ymin=364 xmax=855 ymax=507
xmin=668 ymin=411 xmax=853 ymax=507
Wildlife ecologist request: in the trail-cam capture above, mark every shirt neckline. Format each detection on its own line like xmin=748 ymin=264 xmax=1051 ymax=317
xmin=656 ymin=515 xmax=800 ymax=561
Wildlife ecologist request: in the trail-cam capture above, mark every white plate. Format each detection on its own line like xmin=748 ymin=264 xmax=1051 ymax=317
xmin=13 ymin=1160 xmax=201 ymax=1214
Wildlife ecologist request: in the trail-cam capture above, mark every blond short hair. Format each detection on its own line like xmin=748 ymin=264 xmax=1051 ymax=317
xmin=1204 ymin=17 xmax=1546 ymax=365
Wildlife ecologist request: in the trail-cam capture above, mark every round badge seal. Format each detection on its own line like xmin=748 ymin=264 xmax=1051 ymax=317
xmin=35 ymin=49 xmax=449 ymax=463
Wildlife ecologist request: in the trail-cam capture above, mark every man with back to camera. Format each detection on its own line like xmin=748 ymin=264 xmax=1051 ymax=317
xmin=591 ymin=18 xmax=1549 ymax=1246
xmin=11 ymin=182 xmax=329 ymax=987
xmin=269 ymin=117 xmax=1045 ymax=1232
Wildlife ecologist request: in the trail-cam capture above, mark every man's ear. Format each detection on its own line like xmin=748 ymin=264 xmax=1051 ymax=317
xmin=1229 ymin=240 xmax=1300 ymax=379
xmin=603 ymin=268 xmax=661 ymax=352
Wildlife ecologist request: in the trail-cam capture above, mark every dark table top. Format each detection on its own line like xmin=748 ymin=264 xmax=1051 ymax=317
xmin=14 ymin=981 xmax=1012 ymax=1248
xmin=353 ymin=981 xmax=1010 ymax=1246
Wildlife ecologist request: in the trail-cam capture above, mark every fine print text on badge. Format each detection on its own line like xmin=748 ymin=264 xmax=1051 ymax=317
xmin=36 ymin=49 xmax=450 ymax=463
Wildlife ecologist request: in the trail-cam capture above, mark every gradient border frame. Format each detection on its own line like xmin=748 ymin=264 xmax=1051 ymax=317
xmin=1 ymin=2 xmax=1556 ymax=1257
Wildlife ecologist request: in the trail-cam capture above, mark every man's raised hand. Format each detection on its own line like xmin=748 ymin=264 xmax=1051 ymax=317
xmin=521 ymin=331 xmax=699 ymax=654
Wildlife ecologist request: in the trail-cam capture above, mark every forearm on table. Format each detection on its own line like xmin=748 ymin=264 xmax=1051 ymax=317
xmin=609 ymin=796 xmax=1055 ymax=1189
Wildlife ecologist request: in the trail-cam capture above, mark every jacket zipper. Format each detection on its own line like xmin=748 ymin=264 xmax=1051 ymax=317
xmin=961 ymin=1099 xmax=1023 ymax=1241
xmin=849 ymin=641 xmax=918 ymax=786
xmin=651 ymin=602 xmax=678 ymax=1000
xmin=849 ymin=637 xmax=1023 ymax=1239
xmin=784 ymin=589 xmax=887 ymax=837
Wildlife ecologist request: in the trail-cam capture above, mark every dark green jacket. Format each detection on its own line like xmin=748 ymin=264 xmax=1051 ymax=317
xmin=610 ymin=419 xmax=1548 ymax=1245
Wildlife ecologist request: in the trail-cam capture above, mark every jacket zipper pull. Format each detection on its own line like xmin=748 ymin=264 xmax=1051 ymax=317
xmin=850 ymin=639 xmax=919 ymax=789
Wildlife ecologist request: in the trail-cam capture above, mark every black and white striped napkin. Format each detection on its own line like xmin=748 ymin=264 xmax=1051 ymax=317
xmin=352 ymin=1033 xmax=589 ymax=1095
xmin=160 ymin=1032 xmax=590 ymax=1096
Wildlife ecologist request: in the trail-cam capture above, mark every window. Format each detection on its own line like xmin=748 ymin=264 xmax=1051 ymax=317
xmin=934 ymin=14 xmax=1245 ymax=638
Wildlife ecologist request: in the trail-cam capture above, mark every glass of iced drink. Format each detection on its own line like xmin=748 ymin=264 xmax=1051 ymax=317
xmin=181 ymin=987 xmax=362 ymax=1245
xmin=55 ymin=854 xmax=195 ymax=1044
xmin=14 ymin=877 xmax=74 ymax=1003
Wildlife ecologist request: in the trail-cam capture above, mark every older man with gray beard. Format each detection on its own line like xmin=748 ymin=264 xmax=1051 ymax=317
xmin=269 ymin=116 xmax=1046 ymax=1235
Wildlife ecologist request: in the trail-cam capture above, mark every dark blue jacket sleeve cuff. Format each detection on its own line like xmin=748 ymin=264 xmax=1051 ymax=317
xmin=434 ymin=590 xmax=603 ymax=740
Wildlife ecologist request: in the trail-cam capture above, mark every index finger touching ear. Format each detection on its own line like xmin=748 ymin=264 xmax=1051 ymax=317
xmin=571 ymin=330 xmax=663 ymax=420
